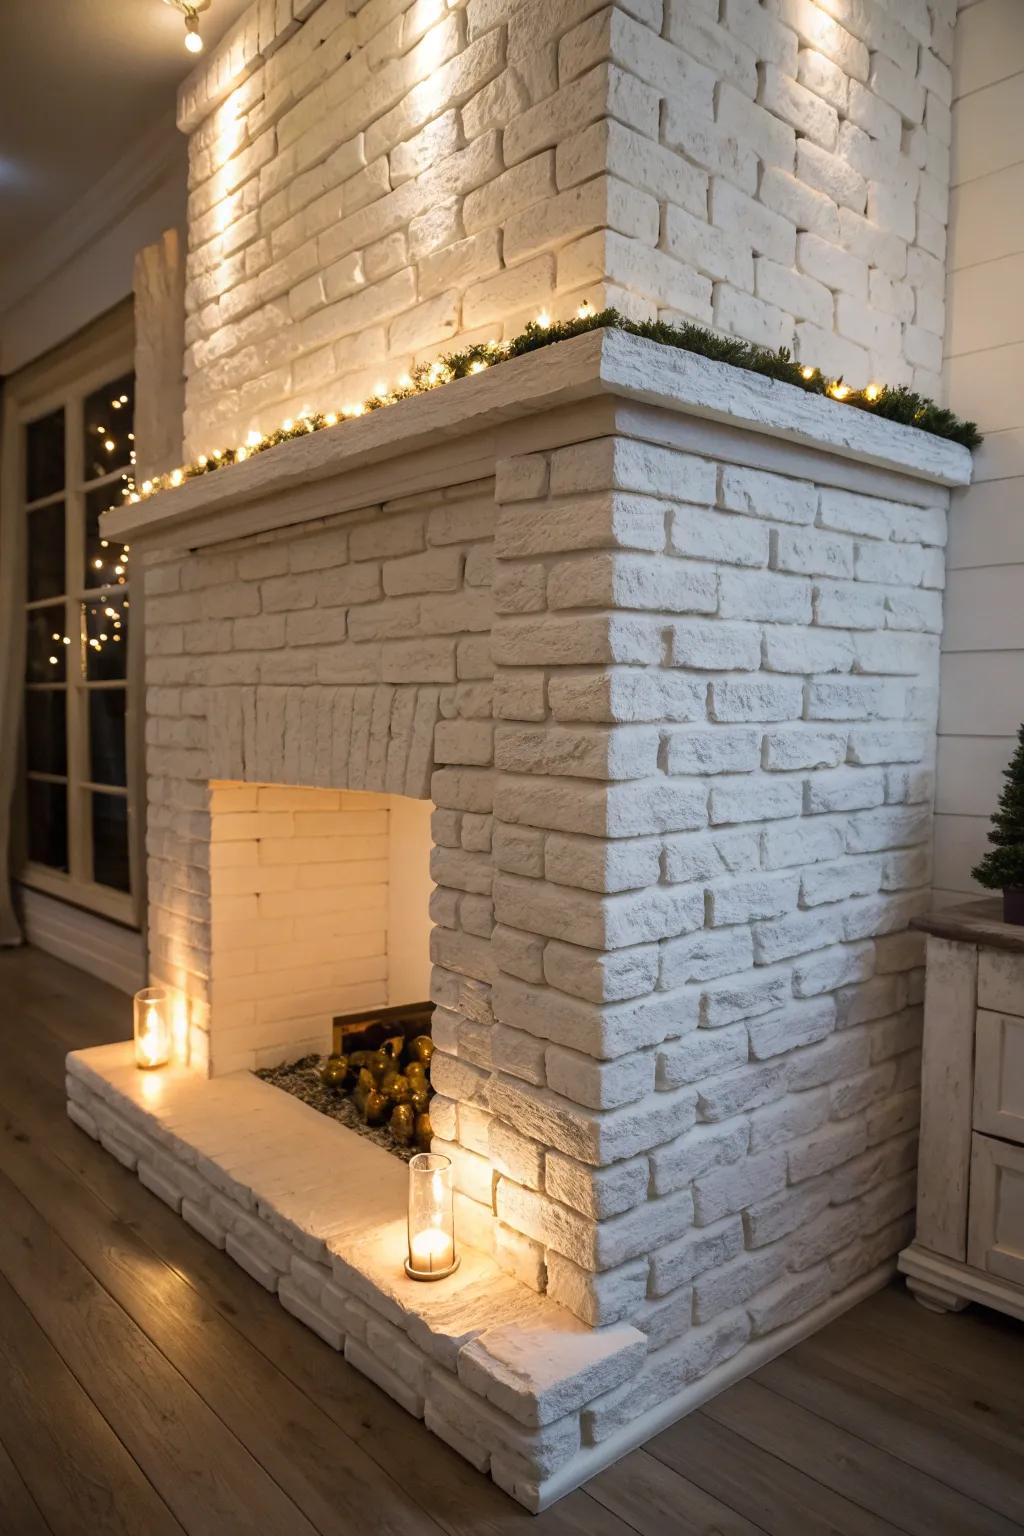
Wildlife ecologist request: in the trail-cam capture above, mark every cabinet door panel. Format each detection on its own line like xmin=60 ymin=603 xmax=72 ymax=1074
xmin=967 ymin=1133 xmax=1024 ymax=1287
xmin=974 ymin=1009 xmax=1024 ymax=1142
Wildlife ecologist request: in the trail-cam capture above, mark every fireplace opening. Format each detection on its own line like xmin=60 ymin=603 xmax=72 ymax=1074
xmin=208 ymin=783 xmax=435 ymax=1134
xmin=256 ymin=1000 xmax=436 ymax=1161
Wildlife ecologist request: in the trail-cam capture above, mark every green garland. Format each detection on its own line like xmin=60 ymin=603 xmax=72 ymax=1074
xmin=132 ymin=308 xmax=980 ymax=504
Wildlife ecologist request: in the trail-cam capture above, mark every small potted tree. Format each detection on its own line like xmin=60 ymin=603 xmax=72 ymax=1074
xmin=973 ymin=724 xmax=1024 ymax=924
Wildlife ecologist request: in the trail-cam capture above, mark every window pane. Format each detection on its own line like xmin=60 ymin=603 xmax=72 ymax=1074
xmin=89 ymin=689 xmax=126 ymax=787
xmin=84 ymin=485 xmax=131 ymax=589
xmin=27 ymin=501 xmax=65 ymax=601
xmin=25 ymin=691 xmax=67 ymax=776
xmin=92 ymin=791 xmax=130 ymax=892
xmin=26 ymin=605 xmax=68 ymax=682
xmin=27 ymin=778 xmax=68 ymax=871
xmin=25 ymin=409 xmax=65 ymax=501
xmin=84 ymin=594 xmax=128 ymax=681
xmin=83 ymin=373 xmax=134 ymax=481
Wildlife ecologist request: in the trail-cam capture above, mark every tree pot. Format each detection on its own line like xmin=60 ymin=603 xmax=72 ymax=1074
xmin=1003 ymin=887 xmax=1024 ymax=925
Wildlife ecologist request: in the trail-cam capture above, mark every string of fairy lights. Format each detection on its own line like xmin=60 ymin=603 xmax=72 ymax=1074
xmin=114 ymin=305 xmax=980 ymax=520
xmin=41 ymin=384 xmax=135 ymax=669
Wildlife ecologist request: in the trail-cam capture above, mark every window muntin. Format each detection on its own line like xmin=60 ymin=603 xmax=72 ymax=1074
xmin=19 ymin=364 xmax=138 ymax=923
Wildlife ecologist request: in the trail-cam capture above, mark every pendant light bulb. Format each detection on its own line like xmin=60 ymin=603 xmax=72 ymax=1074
xmin=184 ymin=10 xmax=203 ymax=50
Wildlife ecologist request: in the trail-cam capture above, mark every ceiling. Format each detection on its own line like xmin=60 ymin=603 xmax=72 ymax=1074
xmin=0 ymin=0 xmax=252 ymax=261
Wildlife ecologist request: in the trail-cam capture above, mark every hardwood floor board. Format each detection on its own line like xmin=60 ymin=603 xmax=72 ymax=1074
xmin=759 ymin=1336 xmax=1024 ymax=1522
xmin=0 ymin=1103 xmax=451 ymax=1536
xmin=0 ymin=1269 xmax=183 ymax=1536
xmin=810 ymin=1312 xmax=1024 ymax=1457
xmin=0 ymin=1166 xmax=324 ymax=1536
xmin=5 ymin=944 xmax=1024 ymax=1536
xmin=853 ymin=1285 xmax=1024 ymax=1397
xmin=0 ymin=1436 xmax=54 ymax=1536
xmin=0 ymin=956 xmax=630 ymax=1536
xmin=585 ymin=1447 xmax=769 ymax=1536
xmin=648 ymin=1411 xmax=905 ymax=1536
xmin=702 ymin=1377 xmax=1021 ymax=1536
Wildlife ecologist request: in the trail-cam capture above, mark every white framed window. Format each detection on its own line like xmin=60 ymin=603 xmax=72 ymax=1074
xmin=7 ymin=305 xmax=143 ymax=927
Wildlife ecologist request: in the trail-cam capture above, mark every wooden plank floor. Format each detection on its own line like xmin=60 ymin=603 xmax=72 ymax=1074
xmin=2 ymin=945 xmax=1023 ymax=1536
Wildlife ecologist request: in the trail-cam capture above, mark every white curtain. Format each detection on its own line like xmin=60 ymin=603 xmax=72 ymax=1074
xmin=0 ymin=379 xmax=25 ymax=944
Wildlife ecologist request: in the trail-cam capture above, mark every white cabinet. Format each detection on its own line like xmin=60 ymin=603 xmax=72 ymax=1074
xmin=898 ymin=900 xmax=1024 ymax=1323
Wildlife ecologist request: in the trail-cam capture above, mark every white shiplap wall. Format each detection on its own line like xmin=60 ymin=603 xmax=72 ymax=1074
xmin=936 ymin=0 xmax=1024 ymax=902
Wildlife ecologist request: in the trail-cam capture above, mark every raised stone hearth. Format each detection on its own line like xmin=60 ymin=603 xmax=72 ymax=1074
xmin=71 ymin=330 xmax=972 ymax=1508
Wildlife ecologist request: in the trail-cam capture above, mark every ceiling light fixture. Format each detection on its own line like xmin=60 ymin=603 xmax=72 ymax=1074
xmin=163 ymin=0 xmax=211 ymax=56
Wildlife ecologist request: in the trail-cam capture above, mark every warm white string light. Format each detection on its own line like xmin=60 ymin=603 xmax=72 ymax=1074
xmin=121 ymin=305 xmax=970 ymax=511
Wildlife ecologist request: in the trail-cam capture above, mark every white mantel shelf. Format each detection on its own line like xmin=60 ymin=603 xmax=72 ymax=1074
xmin=103 ymin=329 xmax=973 ymax=551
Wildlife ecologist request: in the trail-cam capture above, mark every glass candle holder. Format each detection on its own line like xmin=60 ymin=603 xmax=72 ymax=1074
xmin=134 ymin=986 xmax=171 ymax=1069
xmin=405 ymin=1151 xmax=459 ymax=1281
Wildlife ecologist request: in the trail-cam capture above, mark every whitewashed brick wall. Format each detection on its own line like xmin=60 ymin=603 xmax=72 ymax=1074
xmin=143 ymin=479 xmax=494 ymax=1071
xmin=179 ymin=0 xmax=956 ymax=456
xmin=427 ymin=429 xmax=944 ymax=1373
xmin=138 ymin=395 xmax=951 ymax=1424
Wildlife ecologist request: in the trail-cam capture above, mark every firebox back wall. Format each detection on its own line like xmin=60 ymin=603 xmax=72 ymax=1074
xmin=178 ymin=0 xmax=955 ymax=459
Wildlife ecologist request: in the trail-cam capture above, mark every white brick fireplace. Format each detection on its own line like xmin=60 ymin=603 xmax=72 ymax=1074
xmin=63 ymin=0 xmax=969 ymax=1503
xmin=68 ymin=329 xmax=971 ymax=1508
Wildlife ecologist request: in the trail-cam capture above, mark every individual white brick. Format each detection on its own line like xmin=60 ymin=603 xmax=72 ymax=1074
xmin=749 ymin=995 xmax=835 ymax=1056
xmin=692 ymin=1150 xmax=787 ymax=1225
xmin=662 ymin=828 xmax=760 ymax=888
xmin=670 ymin=621 xmax=761 ymax=672
xmin=718 ymin=571 xmax=812 ymax=625
xmin=762 ymin=626 xmax=854 ymax=674
xmin=710 ymin=178 xmax=796 ymax=265
xmin=806 ymin=679 xmax=902 ymax=722
xmin=800 ymin=857 xmax=882 ymax=907
xmin=752 ymin=907 xmax=843 ymax=965
xmin=693 ymin=1248 xmax=785 ymax=1324
xmin=869 ymin=55 xmax=924 ymax=125
xmin=662 ymin=98 xmax=759 ymax=194
xmin=649 ymin=1120 xmax=750 ymax=1195
xmin=775 ymin=0 xmax=868 ymax=80
xmin=665 ymin=727 xmax=761 ymax=776
xmin=789 ymin=1118 xmax=867 ymax=1182
xmin=707 ymin=872 xmax=799 ymax=928
xmin=773 ymin=527 xmax=853 ymax=580
xmin=709 ymin=678 xmax=804 ymax=724
xmin=719 ymin=466 xmax=817 ymax=526
xmin=545 ymin=1042 xmax=656 ymax=1110
xmin=813 ymin=580 xmax=886 ymax=631
xmin=763 ymin=730 xmax=847 ymax=772
xmin=660 ymin=926 xmax=754 ymax=989
xmin=760 ymin=64 xmax=839 ymax=150
xmin=545 ymin=1150 xmax=649 ymax=1222
xmin=796 ymin=232 xmax=867 ymax=299
xmin=805 ymin=767 xmax=886 ymax=813
xmin=796 ymin=141 xmax=867 ymax=215
xmin=759 ymin=167 xmax=841 ymax=242
xmin=793 ymin=939 xmax=875 ymax=997
xmin=710 ymin=775 xmax=803 ymax=826
xmin=754 ymin=257 xmax=833 ymax=330
xmin=748 ymin=1268 xmax=832 ymax=1336
xmin=656 ymin=1025 xmax=749 ymax=1090
xmin=670 ymin=507 xmax=769 ymax=568
xmin=797 ymin=48 xmax=849 ymax=114
xmin=717 ymin=83 xmax=796 ymax=173
xmin=663 ymin=204 xmax=754 ymax=291
xmin=714 ymin=286 xmax=794 ymax=351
